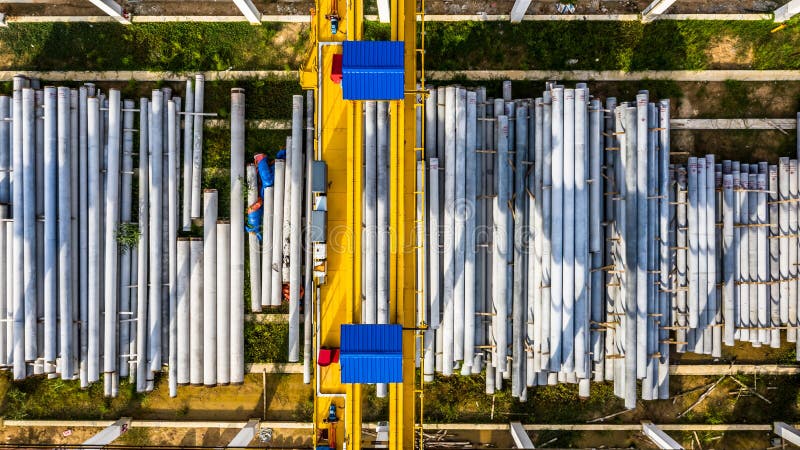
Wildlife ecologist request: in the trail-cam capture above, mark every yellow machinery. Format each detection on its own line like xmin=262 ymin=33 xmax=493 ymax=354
xmin=299 ymin=0 xmax=426 ymax=446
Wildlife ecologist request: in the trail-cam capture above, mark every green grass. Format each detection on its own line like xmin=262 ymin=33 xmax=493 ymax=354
xmin=3 ymin=20 xmax=800 ymax=72
xmin=367 ymin=19 xmax=800 ymax=70
xmin=412 ymin=373 xmax=624 ymax=424
xmin=0 ymin=23 xmax=293 ymax=71
xmin=0 ymin=372 xmax=141 ymax=420
xmin=244 ymin=321 xmax=291 ymax=363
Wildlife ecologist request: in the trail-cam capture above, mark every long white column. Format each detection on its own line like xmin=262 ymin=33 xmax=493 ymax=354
xmin=232 ymin=0 xmax=262 ymax=24
xmin=377 ymin=101 xmax=390 ymax=329
xmin=442 ymin=86 xmax=456 ymax=376
xmin=775 ymin=0 xmax=800 ymax=22
xmin=83 ymin=418 xmax=132 ymax=448
xmin=454 ymin=88 xmax=467 ymax=364
xmin=261 ymin=156 xmax=274 ymax=309
xmin=364 ymin=101 xmax=377 ymax=324
xmin=493 ymin=114 xmax=510 ymax=376
xmin=289 ymin=94 xmax=303 ymax=364
xmin=722 ymin=174 xmax=735 ymax=346
xmin=641 ymin=0 xmax=678 ymax=22
xmin=135 ymin=98 xmax=149 ymax=392
xmin=230 ymin=88 xmax=246 ymax=384
xmin=246 ymin=164 xmax=261 ymax=312
xmin=203 ymin=190 xmax=218 ymax=386
xmin=270 ymin=159 xmax=286 ymax=307
xmin=190 ymin=75 xmax=204 ymax=219
xmin=119 ymin=99 xmax=135 ymax=380
xmin=189 ymin=238 xmax=203 ymax=385
xmin=43 ymin=86 xmax=58 ymax=371
xmin=87 ymin=95 xmax=101 ymax=384
xmin=463 ymin=90 xmax=477 ymax=372
xmin=217 ymin=222 xmax=232 ymax=385
xmin=574 ymin=88 xmax=589 ymax=383
xmin=167 ymin=99 xmax=178 ymax=397
xmin=549 ymin=87 xmax=564 ymax=373
xmin=11 ymin=78 xmax=25 ymax=380
xmin=86 ymin=0 xmax=131 ymax=24
xmin=176 ymin=238 xmax=190 ymax=385
xmin=562 ymin=89 xmax=576 ymax=374
xmin=182 ymin=79 xmax=194 ymax=231
xmin=22 ymin=87 xmax=37 ymax=364
xmin=0 ymin=96 xmax=8 ymax=370
xmin=104 ymin=89 xmax=121 ymax=385
xmin=148 ymin=90 xmax=163 ymax=375
xmin=58 ymin=87 xmax=77 ymax=380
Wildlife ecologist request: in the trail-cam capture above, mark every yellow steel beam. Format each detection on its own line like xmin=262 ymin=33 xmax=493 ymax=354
xmin=388 ymin=0 xmax=417 ymax=445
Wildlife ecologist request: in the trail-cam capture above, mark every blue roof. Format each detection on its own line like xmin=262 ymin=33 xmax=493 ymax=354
xmin=342 ymin=41 xmax=405 ymax=101
xmin=339 ymin=324 xmax=403 ymax=384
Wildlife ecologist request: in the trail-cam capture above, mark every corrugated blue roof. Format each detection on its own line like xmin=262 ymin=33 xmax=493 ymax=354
xmin=340 ymin=324 xmax=403 ymax=384
xmin=342 ymin=41 xmax=405 ymax=101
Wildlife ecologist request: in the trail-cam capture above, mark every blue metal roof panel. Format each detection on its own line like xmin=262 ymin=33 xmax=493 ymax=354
xmin=342 ymin=41 xmax=404 ymax=69
xmin=341 ymin=41 xmax=405 ymax=101
xmin=339 ymin=324 xmax=403 ymax=384
xmin=342 ymin=70 xmax=405 ymax=101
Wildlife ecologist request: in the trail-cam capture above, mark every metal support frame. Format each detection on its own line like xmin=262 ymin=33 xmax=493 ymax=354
xmin=232 ymin=0 xmax=262 ymax=24
xmin=82 ymin=417 xmax=131 ymax=448
xmin=227 ymin=418 xmax=260 ymax=448
xmin=509 ymin=422 xmax=535 ymax=449
xmin=642 ymin=421 xmax=684 ymax=450
xmin=775 ymin=0 xmax=800 ymax=22
xmin=774 ymin=422 xmax=800 ymax=446
xmin=86 ymin=0 xmax=131 ymax=24
xmin=509 ymin=0 xmax=533 ymax=22
xmin=641 ymin=0 xmax=678 ymax=22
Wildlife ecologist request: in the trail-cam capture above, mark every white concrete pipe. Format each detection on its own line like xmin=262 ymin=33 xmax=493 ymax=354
xmin=270 ymin=159 xmax=286 ymax=307
xmin=246 ymin=164 xmax=261 ymax=313
xmin=203 ymin=189 xmax=218 ymax=386
xmin=176 ymin=238 xmax=190 ymax=385
xmin=230 ymin=88 xmax=246 ymax=384
xmin=442 ymin=86 xmax=455 ymax=376
xmin=43 ymin=86 xmax=57 ymax=371
xmin=217 ymin=221 xmax=231 ymax=385
xmin=103 ymin=89 xmax=121 ymax=387
xmin=135 ymin=98 xmax=150 ymax=392
xmin=167 ymin=99 xmax=178 ymax=397
xmin=182 ymin=78 xmax=194 ymax=230
xmin=148 ymin=90 xmax=163 ymax=375
xmin=454 ymin=89 xmax=467 ymax=365
xmin=189 ymin=237 xmax=203 ymax=385
xmin=190 ymin=75 xmax=204 ymax=219
xmin=493 ymin=114 xmax=510 ymax=376
xmin=87 ymin=95 xmax=101 ymax=384
xmin=119 ymin=99 xmax=135 ymax=380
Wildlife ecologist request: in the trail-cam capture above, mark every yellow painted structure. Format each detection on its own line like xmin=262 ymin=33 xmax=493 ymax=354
xmin=299 ymin=0 xmax=421 ymax=447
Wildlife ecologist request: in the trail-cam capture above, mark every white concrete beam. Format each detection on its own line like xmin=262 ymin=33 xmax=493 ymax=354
xmin=641 ymin=0 xmax=678 ymax=22
xmin=509 ymin=422 xmax=535 ymax=449
xmin=509 ymin=0 xmax=533 ymax=23
xmin=377 ymin=0 xmax=390 ymax=23
xmin=232 ymin=0 xmax=262 ymax=24
xmin=83 ymin=417 xmax=132 ymax=448
xmin=642 ymin=421 xmax=684 ymax=450
xmin=775 ymin=422 xmax=800 ymax=446
xmin=86 ymin=0 xmax=131 ymax=24
xmin=227 ymin=418 xmax=260 ymax=448
xmin=775 ymin=0 xmax=800 ymax=22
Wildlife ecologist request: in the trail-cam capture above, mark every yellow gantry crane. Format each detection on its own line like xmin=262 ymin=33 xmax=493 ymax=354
xmin=299 ymin=0 xmax=426 ymax=446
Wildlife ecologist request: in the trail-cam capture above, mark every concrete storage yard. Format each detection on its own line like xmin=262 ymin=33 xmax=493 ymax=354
xmin=2 ymin=1 xmax=800 ymax=449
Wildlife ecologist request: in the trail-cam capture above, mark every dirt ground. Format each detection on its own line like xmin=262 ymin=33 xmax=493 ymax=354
xmin=0 ymin=0 xmax=791 ymax=17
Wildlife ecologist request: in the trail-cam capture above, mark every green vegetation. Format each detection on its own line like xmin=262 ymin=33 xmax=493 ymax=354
xmin=0 ymin=23 xmax=297 ymax=71
xmin=368 ymin=19 xmax=800 ymax=70
xmin=116 ymin=427 xmax=151 ymax=446
xmin=115 ymin=222 xmax=141 ymax=255
xmin=244 ymin=321 xmax=291 ymax=363
xmin=408 ymin=373 xmax=624 ymax=424
xmin=2 ymin=20 xmax=800 ymax=72
xmin=0 ymin=372 xmax=140 ymax=420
